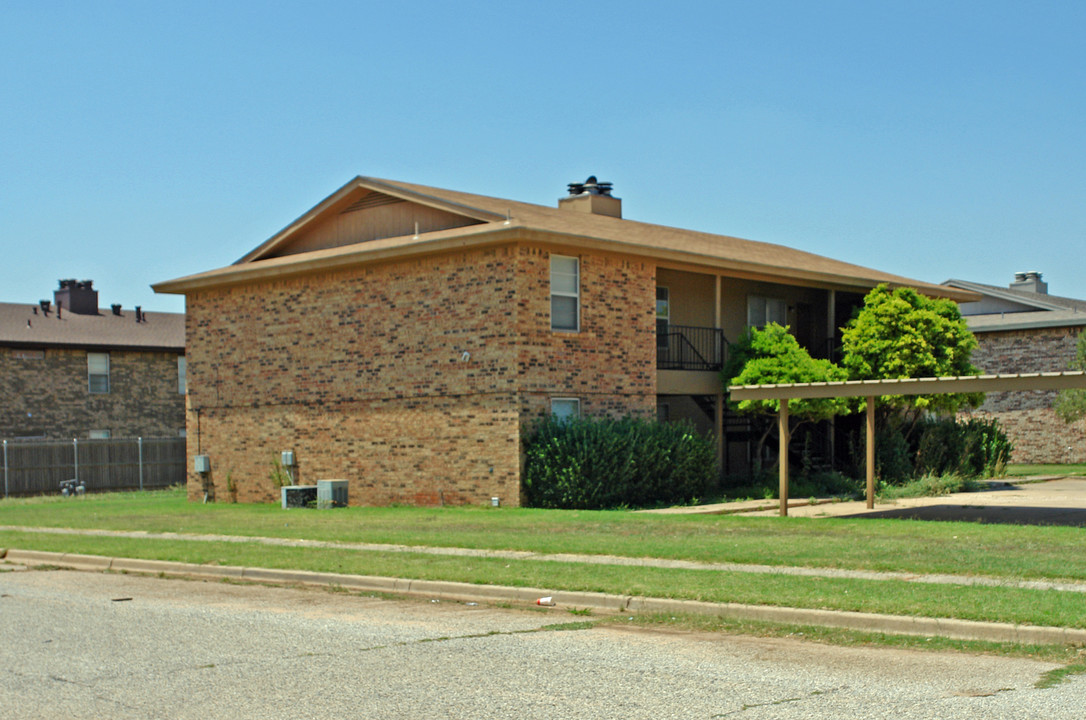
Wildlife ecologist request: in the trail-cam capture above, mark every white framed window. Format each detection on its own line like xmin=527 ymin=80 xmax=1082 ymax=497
xmin=747 ymin=295 xmax=787 ymax=329
xmin=178 ymin=355 xmax=187 ymax=394
xmin=88 ymin=429 xmax=111 ymax=439
xmin=88 ymin=352 xmax=110 ymax=394
xmin=550 ymin=397 xmax=581 ymax=420
xmin=550 ymin=255 xmax=580 ymax=331
xmin=656 ymin=286 xmax=670 ymax=348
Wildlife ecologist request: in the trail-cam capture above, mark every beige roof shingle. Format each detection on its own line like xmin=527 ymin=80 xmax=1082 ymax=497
xmin=154 ymin=175 xmax=976 ymax=302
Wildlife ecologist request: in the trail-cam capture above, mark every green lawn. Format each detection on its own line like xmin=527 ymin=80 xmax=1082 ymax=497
xmin=1 ymin=487 xmax=1083 ymax=580
xmin=1005 ymin=463 xmax=1086 ymax=478
xmin=2 ymin=487 xmax=1086 ymax=630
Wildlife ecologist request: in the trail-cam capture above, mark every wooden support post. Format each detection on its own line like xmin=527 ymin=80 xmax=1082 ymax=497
xmin=715 ymin=392 xmax=724 ymax=476
xmin=866 ymin=396 xmax=875 ymax=509
xmin=779 ymin=398 xmax=789 ymax=517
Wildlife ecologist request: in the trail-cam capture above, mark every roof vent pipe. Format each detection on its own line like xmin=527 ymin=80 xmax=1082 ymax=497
xmin=111 ymin=304 xmax=122 ymax=316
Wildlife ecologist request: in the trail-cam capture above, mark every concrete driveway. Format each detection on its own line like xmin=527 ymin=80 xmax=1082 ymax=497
xmin=656 ymin=477 xmax=1086 ymax=526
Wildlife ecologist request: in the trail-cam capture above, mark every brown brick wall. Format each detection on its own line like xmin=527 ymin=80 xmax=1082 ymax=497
xmin=968 ymin=326 xmax=1086 ymax=463
xmin=184 ymin=243 xmax=659 ymax=506
xmin=515 ymin=247 xmax=656 ymax=427
xmin=0 ymin=347 xmax=185 ymax=439
xmin=187 ymin=396 xmax=521 ymax=505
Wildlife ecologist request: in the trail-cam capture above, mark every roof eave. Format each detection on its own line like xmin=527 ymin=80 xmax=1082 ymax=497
xmin=155 ymin=223 xmax=971 ymax=301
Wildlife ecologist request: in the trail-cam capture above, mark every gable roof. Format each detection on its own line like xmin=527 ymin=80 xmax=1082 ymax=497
xmin=0 ymin=302 xmax=185 ymax=352
xmin=943 ymin=278 xmax=1086 ymax=313
xmin=942 ymin=278 xmax=1086 ymax=332
xmin=154 ymin=175 xmax=975 ymax=301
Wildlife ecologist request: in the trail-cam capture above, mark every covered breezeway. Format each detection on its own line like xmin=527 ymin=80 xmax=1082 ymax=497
xmin=727 ymin=371 xmax=1086 ymax=517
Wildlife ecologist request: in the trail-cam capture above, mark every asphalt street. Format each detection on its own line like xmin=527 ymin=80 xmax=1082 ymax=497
xmin=1 ymin=568 xmax=1082 ymax=719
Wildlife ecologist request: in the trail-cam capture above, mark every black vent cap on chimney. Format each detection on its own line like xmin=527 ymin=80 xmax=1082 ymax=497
xmin=567 ymin=176 xmax=613 ymax=197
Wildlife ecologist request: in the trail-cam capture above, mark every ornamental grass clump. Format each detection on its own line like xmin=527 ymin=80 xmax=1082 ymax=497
xmin=522 ymin=415 xmax=714 ymax=509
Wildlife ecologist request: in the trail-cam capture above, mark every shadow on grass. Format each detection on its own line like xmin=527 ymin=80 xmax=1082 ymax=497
xmin=840 ymin=505 xmax=1086 ymax=527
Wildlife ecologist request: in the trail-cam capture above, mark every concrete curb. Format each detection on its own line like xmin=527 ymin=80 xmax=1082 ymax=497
xmin=5 ymin=548 xmax=1086 ymax=646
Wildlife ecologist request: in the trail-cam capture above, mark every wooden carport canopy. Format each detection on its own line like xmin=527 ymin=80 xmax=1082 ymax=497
xmin=727 ymin=371 xmax=1086 ymax=517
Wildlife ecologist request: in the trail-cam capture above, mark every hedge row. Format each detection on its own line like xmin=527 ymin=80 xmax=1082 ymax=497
xmin=522 ymin=416 xmax=714 ymax=509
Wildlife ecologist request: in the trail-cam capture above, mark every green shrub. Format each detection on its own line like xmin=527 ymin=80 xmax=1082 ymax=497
xmin=914 ymin=416 xmax=1012 ymax=479
xmin=522 ymin=415 xmax=715 ymax=509
xmin=878 ymin=474 xmax=984 ymax=499
xmin=853 ymin=415 xmax=1012 ymax=484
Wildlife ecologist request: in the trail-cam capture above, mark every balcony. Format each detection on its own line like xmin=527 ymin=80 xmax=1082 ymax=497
xmin=656 ymin=325 xmax=728 ymax=371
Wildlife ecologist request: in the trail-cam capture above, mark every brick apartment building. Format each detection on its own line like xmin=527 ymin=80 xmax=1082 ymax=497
xmin=154 ymin=175 xmax=973 ymax=506
xmin=0 ymin=280 xmax=186 ymax=440
xmin=944 ymin=272 xmax=1086 ymax=463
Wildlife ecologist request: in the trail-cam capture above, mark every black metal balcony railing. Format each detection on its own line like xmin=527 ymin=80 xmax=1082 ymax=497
xmin=657 ymin=325 xmax=728 ymax=371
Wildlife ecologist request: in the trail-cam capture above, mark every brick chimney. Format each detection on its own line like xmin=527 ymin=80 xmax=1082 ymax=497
xmin=54 ymin=279 xmax=99 ymax=315
xmin=558 ymin=176 xmax=622 ymax=218
xmin=1010 ymin=271 xmax=1048 ymax=295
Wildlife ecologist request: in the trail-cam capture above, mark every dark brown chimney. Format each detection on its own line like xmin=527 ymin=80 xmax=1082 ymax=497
xmin=54 ymin=279 xmax=99 ymax=315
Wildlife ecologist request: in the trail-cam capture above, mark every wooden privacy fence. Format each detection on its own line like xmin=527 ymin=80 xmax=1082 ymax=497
xmin=1 ymin=437 xmax=186 ymax=497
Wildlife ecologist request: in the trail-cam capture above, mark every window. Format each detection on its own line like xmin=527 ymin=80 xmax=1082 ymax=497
xmin=88 ymin=429 xmax=111 ymax=439
xmin=550 ymin=398 xmax=580 ymax=420
xmin=88 ymin=352 xmax=110 ymax=393
xmin=656 ymin=287 xmax=670 ymax=348
xmin=550 ymin=255 xmax=579 ymax=331
xmin=747 ymin=295 xmax=787 ymax=328
xmin=178 ymin=355 xmax=187 ymax=394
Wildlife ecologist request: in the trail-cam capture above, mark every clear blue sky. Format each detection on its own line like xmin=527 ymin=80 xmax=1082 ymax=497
xmin=2 ymin=1 xmax=1083 ymax=314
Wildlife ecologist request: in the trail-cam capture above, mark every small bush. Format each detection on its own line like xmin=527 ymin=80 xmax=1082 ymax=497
xmin=878 ymin=474 xmax=984 ymax=499
xmin=522 ymin=415 xmax=715 ymax=509
xmin=853 ymin=415 xmax=1012 ymax=484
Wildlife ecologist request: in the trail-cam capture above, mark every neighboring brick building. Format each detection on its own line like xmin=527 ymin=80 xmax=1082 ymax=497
xmin=944 ymin=273 xmax=1086 ymax=463
xmin=0 ymin=280 xmax=186 ymax=440
xmin=155 ymin=175 xmax=972 ymax=506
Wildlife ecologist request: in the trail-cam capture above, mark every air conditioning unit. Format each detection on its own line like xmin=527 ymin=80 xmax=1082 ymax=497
xmin=281 ymin=485 xmax=317 ymax=509
xmin=317 ymin=479 xmax=348 ymax=509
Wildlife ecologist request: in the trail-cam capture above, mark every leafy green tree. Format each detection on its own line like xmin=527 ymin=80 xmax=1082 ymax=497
xmin=840 ymin=284 xmax=982 ymax=415
xmin=724 ymin=323 xmax=852 ymax=468
xmin=1055 ymin=331 xmax=1086 ymax=424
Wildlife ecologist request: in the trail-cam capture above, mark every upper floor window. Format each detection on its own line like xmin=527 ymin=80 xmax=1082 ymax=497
xmin=88 ymin=429 xmax=111 ymax=439
xmin=88 ymin=352 xmax=110 ymax=394
xmin=178 ymin=355 xmax=187 ymax=394
xmin=656 ymin=286 xmax=670 ymax=348
xmin=550 ymin=255 xmax=580 ymax=331
xmin=747 ymin=295 xmax=787 ymax=329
